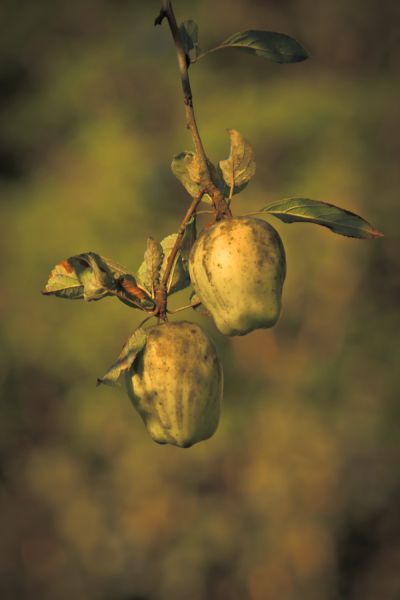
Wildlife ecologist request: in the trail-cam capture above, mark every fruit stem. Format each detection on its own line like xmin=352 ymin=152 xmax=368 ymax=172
xmin=155 ymin=0 xmax=231 ymax=219
xmin=155 ymin=190 xmax=204 ymax=320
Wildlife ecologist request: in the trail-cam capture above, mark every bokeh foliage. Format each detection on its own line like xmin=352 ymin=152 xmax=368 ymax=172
xmin=1 ymin=0 xmax=399 ymax=598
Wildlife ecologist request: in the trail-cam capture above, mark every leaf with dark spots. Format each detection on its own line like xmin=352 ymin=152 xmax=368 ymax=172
xmin=261 ymin=198 xmax=384 ymax=239
xmin=97 ymin=328 xmax=147 ymax=387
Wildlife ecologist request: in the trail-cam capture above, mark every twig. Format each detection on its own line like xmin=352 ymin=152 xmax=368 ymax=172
xmin=155 ymin=191 xmax=204 ymax=319
xmin=155 ymin=0 xmax=231 ymax=219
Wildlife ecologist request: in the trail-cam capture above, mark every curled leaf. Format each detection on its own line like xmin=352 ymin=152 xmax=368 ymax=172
xmin=42 ymin=252 xmax=115 ymax=301
xmin=159 ymin=233 xmax=190 ymax=294
xmin=43 ymin=252 xmax=155 ymax=311
xmin=171 ymin=151 xmax=204 ymax=197
xmin=171 ymin=151 xmax=222 ymax=204
xmin=137 ymin=230 xmax=192 ymax=297
xmin=261 ymin=198 xmax=384 ymax=239
xmin=97 ymin=328 xmax=147 ymax=387
xmin=139 ymin=237 xmax=164 ymax=297
xmin=219 ymin=129 xmax=256 ymax=196
xmin=115 ymin=274 xmax=156 ymax=311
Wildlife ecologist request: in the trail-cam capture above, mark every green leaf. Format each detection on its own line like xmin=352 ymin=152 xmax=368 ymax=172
xmin=219 ymin=129 xmax=256 ymax=195
xmin=42 ymin=252 xmax=115 ymax=301
xmin=179 ymin=20 xmax=200 ymax=59
xmin=97 ymin=328 xmax=147 ymax=387
xmin=210 ymin=30 xmax=309 ymax=64
xmin=261 ymin=198 xmax=384 ymax=239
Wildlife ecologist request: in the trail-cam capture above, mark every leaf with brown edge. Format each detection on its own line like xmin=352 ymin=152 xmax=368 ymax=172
xmin=97 ymin=328 xmax=147 ymax=387
xmin=43 ymin=252 xmax=155 ymax=311
xmin=261 ymin=198 xmax=384 ymax=239
xmin=42 ymin=252 xmax=115 ymax=301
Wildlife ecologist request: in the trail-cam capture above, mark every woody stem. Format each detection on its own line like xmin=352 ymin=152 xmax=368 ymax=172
xmin=156 ymin=0 xmax=231 ymax=219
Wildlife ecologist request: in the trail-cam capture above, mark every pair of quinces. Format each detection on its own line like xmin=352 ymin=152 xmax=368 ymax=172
xmin=127 ymin=217 xmax=284 ymax=447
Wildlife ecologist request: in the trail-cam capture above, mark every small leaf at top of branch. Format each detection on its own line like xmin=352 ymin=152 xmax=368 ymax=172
xmin=97 ymin=328 xmax=147 ymax=387
xmin=219 ymin=129 xmax=256 ymax=196
xmin=179 ymin=20 xmax=201 ymax=60
xmin=261 ymin=198 xmax=384 ymax=239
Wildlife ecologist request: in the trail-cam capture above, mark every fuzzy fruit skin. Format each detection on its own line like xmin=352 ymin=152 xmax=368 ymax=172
xmin=189 ymin=217 xmax=286 ymax=336
xmin=125 ymin=321 xmax=223 ymax=448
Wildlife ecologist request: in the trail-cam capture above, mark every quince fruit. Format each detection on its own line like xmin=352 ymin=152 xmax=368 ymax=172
xmin=125 ymin=321 xmax=223 ymax=447
xmin=189 ymin=217 xmax=286 ymax=335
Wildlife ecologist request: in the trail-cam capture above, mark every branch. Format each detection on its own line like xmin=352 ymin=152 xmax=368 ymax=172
xmin=155 ymin=191 xmax=204 ymax=319
xmin=156 ymin=0 xmax=231 ymax=219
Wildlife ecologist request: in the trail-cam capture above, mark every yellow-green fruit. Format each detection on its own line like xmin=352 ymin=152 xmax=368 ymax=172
xmin=189 ymin=217 xmax=286 ymax=336
xmin=124 ymin=321 xmax=223 ymax=448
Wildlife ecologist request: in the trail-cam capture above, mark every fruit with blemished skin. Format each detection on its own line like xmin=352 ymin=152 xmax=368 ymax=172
xmin=189 ymin=217 xmax=286 ymax=336
xmin=125 ymin=321 xmax=223 ymax=448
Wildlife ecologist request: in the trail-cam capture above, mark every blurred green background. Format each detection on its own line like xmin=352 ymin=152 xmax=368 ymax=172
xmin=1 ymin=0 xmax=399 ymax=598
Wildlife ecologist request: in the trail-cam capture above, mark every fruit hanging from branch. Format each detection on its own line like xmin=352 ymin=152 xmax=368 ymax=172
xmin=42 ymin=0 xmax=383 ymax=447
xmin=125 ymin=321 xmax=222 ymax=448
xmin=189 ymin=217 xmax=286 ymax=336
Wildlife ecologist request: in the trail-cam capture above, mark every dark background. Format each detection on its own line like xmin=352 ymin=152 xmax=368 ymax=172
xmin=1 ymin=0 xmax=399 ymax=598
